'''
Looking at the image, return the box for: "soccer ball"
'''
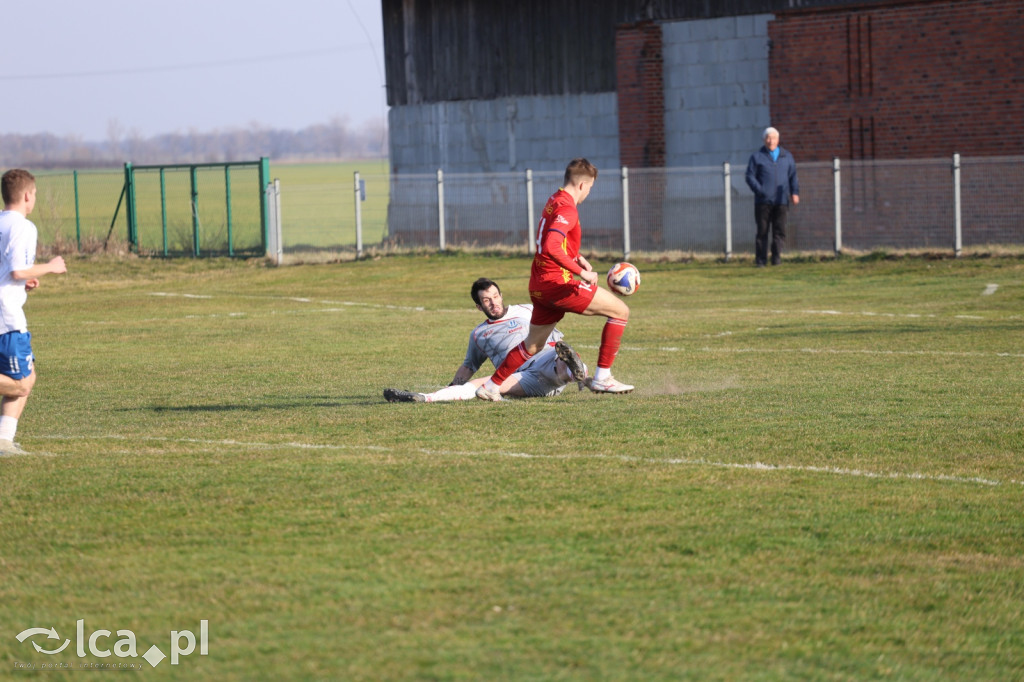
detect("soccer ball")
[606,262,640,296]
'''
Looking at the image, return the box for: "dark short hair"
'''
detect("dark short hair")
[2,169,35,205]
[470,278,500,305]
[563,158,598,187]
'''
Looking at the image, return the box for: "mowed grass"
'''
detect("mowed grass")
[1,254,1022,680]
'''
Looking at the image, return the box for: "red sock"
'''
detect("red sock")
[597,318,628,369]
[490,342,533,385]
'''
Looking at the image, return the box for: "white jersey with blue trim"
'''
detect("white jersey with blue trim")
[0,210,36,334]
[462,303,563,373]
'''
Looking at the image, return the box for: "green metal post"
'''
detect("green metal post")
[225,165,234,257]
[160,169,168,257]
[124,163,137,252]
[258,157,270,253]
[190,166,200,257]
[73,170,81,251]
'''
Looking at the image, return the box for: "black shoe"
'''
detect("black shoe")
[384,388,424,403]
[771,259,780,266]
[554,340,588,384]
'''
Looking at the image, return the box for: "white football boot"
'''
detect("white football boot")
[474,383,503,401]
[586,376,635,394]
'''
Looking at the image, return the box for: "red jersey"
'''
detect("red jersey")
[531,188,583,286]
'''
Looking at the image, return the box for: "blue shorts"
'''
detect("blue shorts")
[0,331,34,379]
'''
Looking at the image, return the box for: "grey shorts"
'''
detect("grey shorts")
[510,347,568,398]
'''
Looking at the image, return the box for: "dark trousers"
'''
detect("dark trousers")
[755,203,788,265]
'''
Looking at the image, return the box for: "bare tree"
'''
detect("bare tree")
[106,119,125,161]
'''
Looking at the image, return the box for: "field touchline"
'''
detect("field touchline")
[32,435,1024,488]
[736,307,1017,320]
[699,347,1024,359]
[571,344,1024,359]
[148,291,475,313]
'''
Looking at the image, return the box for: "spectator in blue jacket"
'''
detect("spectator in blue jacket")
[745,127,800,266]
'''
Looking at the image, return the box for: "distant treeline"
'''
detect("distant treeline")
[1,117,388,168]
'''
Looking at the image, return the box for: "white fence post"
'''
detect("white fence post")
[953,153,962,257]
[621,166,631,261]
[723,162,732,261]
[526,169,536,254]
[353,171,363,259]
[265,179,282,266]
[437,169,446,250]
[833,157,842,256]
[263,182,273,261]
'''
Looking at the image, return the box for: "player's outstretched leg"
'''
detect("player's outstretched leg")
[554,340,588,385]
[476,340,535,401]
[384,388,425,403]
[581,292,634,394]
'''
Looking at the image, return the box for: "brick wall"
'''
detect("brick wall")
[616,21,665,167]
[769,0,1024,161]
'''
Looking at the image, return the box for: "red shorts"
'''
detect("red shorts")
[529,277,598,326]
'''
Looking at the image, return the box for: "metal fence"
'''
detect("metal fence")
[385,155,1024,258]
[31,169,127,250]
[26,154,1024,258]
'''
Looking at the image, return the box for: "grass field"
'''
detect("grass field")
[1,253,1022,680]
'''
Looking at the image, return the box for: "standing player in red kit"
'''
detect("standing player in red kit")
[476,158,633,400]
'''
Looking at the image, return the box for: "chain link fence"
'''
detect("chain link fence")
[32,169,127,250]
[385,155,1024,258]
[26,155,1024,259]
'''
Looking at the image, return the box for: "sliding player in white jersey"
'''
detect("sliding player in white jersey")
[383,278,588,403]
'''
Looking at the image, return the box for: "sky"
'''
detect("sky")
[6,0,388,142]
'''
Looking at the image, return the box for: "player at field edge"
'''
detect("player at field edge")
[476,158,633,401]
[745,126,800,267]
[383,278,588,402]
[0,169,67,456]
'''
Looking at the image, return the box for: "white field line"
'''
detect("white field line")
[101,290,1024,358]
[149,291,439,313]
[699,347,1024,359]
[737,307,1020,321]
[73,293,471,324]
[143,294,1023,323]
[151,294,1019,322]
[138,293,1022,325]
[74,292,1017,359]
[570,344,1024,359]
[740,307,942,318]
[30,434,1024,488]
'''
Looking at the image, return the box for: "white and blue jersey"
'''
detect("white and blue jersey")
[0,210,35,334]
[0,210,36,379]
[462,304,562,373]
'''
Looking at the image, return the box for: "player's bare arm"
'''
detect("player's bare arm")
[12,256,67,281]
[450,365,474,385]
